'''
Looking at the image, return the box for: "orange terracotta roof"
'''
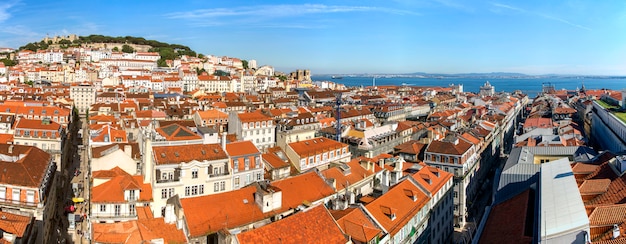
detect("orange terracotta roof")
[152,143,227,165]
[364,179,430,236]
[92,167,152,203]
[262,151,290,169]
[589,204,626,226]
[579,179,611,195]
[0,134,13,144]
[288,137,347,157]
[225,140,260,157]
[237,111,271,123]
[479,189,533,243]
[180,186,269,237]
[272,171,336,212]
[0,145,51,187]
[92,209,186,244]
[410,164,453,195]
[14,118,62,131]
[426,138,473,156]
[331,207,382,243]
[236,204,347,244]
[321,161,374,191]
[195,109,227,119]
[0,210,32,237]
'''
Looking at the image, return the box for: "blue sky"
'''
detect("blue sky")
[1,0,625,75]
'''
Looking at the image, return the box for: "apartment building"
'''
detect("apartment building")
[424,135,479,227]
[285,137,351,173]
[0,145,56,220]
[150,143,230,217]
[225,141,264,190]
[228,111,275,151]
[70,83,97,115]
[13,118,64,164]
[91,167,152,222]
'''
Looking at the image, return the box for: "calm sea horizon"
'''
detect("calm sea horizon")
[311,76,626,98]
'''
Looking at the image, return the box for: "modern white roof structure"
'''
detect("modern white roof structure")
[540,157,589,243]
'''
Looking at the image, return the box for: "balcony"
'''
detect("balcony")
[156,178,180,184]
[0,198,38,209]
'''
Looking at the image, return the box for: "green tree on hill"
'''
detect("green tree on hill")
[122,44,135,53]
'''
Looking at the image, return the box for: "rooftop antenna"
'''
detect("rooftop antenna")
[335,92,342,142]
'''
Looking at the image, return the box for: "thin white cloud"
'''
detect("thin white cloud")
[433,0,474,12]
[490,2,591,31]
[166,4,418,20]
[0,1,18,22]
[538,13,592,31]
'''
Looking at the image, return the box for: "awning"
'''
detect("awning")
[72,197,84,203]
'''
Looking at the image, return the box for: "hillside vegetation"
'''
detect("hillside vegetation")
[18,35,199,66]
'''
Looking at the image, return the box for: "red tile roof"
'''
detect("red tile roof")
[364,179,430,236]
[180,186,269,237]
[331,206,383,243]
[321,160,374,191]
[271,171,336,212]
[426,138,473,156]
[153,143,228,165]
[479,189,533,244]
[14,118,61,131]
[0,145,51,188]
[236,204,347,244]
[225,140,260,157]
[92,167,152,203]
[0,210,32,237]
[288,137,347,157]
[237,111,271,123]
[92,207,186,244]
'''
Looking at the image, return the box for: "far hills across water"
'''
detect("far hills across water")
[321,72,626,80]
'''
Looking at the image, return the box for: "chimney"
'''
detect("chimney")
[124,144,132,157]
[221,133,227,150]
[613,224,620,239]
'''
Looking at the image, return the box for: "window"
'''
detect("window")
[114,204,121,216]
[234,160,239,172]
[330,151,334,158]
[214,182,219,192]
[255,156,261,168]
[256,122,260,127]
[257,173,262,181]
[262,121,266,127]
[454,192,458,198]
[24,131,30,136]
[342,147,347,154]
[200,185,204,194]
[185,186,190,196]
[130,204,136,216]
[244,158,250,170]
[220,181,225,191]
[100,204,106,212]
[192,186,198,195]
[309,157,314,165]
[12,189,19,202]
[246,174,251,184]
[192,168,198,179]
[249,122,254,128]
[168,188,174,198]
[234,176,240,188]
